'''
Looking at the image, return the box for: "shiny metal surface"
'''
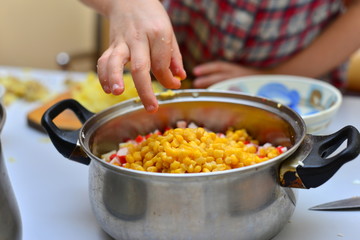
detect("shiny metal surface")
[309,196,360,211]
[89,159,297,240]
[78,90,305,240]
[0,103,22,240]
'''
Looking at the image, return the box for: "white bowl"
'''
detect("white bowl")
[208,75,342,133]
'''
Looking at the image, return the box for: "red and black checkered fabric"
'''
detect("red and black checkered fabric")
[164,0,347,87]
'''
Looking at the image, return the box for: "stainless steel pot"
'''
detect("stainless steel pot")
[0,102,22,240]
[41,90,360,240]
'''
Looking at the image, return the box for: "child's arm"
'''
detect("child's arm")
[269,1,360,79]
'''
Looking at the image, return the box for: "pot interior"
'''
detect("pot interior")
[81,90,305,160]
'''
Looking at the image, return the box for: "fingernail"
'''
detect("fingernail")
[112,83,119,90]
[103,85,111,93]
[112,84,123,94]
[146,104,158,113]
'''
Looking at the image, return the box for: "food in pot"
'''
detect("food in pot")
[101,121,287,173]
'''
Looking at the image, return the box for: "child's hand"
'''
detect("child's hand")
[97,0,186,112]
[192,61,262,88]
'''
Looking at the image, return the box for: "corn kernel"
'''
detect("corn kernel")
[206,156,215,163]
[183,157,192,166]
[171,139,180,148]
[152,141,160,152]
[195,157,205,165]
[170,161,181,170]
[173,168,185,174]
[175,134,184,143]
[164,146,176,157]
[224,156,232,165]
[144,151,155,160]
[133,152,142,162]
[126,154,135,163]
[155,161,163,169]
[245,145,257,153]
[147,166,158,172]
[140,145,150,156]
[230,155,239,165]
[267,149,279,158]
[202,168,210,173]
[132,164,145,171]
[194,165,202,173]
[214,149,224,158]
[143,160,154,169]
[215,158,224,164]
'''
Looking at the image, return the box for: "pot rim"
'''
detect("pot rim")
[79,89,306,179]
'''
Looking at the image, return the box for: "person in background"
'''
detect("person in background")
[80,0,360,112]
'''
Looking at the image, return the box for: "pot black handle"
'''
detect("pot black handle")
[280,125,360,188]
[299,125,360,188]
[41,99,94,165]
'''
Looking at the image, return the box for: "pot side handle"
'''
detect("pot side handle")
[280,125,360,189]
[41,99,94,165]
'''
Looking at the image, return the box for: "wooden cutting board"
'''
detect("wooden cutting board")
[27,92,82,132]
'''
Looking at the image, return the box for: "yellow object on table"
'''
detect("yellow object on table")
[347,49,360,92]
[27,72,164,131]
[71,72,164,113]
[0,75,50,106]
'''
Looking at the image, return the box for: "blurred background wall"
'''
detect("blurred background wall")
[0,0,99,72]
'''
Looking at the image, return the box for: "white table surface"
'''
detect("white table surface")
[2,66,360,240]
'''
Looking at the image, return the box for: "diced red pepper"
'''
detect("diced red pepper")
[135,135,144,143]
[276,146,284,154]
[118,155,127,164]
[109,153,117,160]
[145,133,152,139]
[244,140,250,144]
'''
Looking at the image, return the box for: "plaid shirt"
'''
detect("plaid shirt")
[164,0,347,88]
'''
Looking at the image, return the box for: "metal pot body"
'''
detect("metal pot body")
[41,90,360,240]
[89,159,296,240]
[0,103,22,240]
[82,90,302,240]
